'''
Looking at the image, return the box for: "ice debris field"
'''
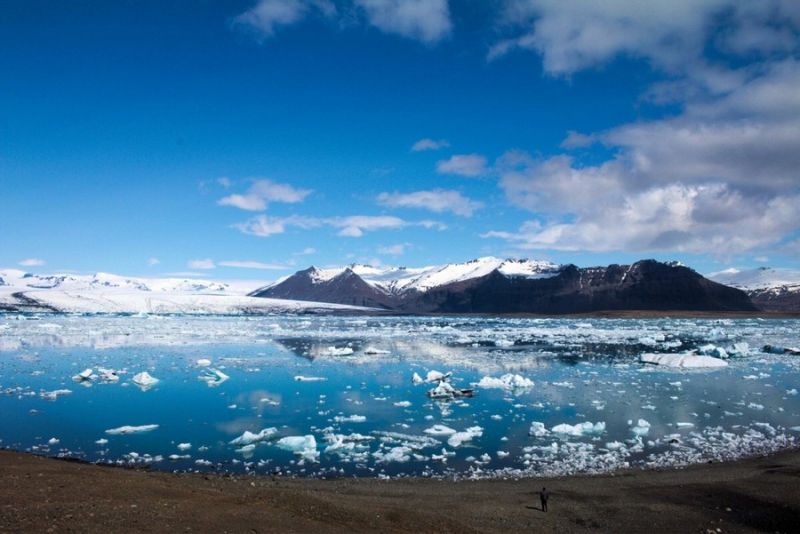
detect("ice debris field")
[1,315,799,480]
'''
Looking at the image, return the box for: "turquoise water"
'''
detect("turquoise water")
[1,315,798,478]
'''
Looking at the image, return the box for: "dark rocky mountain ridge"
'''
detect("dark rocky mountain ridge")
[251,259,757,314]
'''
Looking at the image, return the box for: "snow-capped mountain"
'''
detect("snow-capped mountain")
[0,269,373,315]
[253,258,757,313]
[275,257,562,296]
[708,267,800,312]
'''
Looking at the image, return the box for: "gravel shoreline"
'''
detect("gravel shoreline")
[2,448,799,532]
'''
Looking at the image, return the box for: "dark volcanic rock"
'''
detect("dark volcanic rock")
[253,260,757,314]
[747,286,800,312]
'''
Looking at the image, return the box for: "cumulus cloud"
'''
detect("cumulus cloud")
[147,257,160,266]
[218,179,312,211]
[218,260,286,270]
[18,258,45,267]
[377,189,482,217]
[411,138,449,152]
[436,154,489,177]
[356,0,452,43]
[489,1,800,76]
[328,215,409,237]
[188,259,216,270]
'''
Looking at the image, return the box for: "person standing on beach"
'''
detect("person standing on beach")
[540,487,549,512]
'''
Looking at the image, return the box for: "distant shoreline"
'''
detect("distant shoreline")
[2,447,799,532]
[2,309,800,318]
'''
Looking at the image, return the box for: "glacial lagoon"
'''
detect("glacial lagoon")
[1,315,798,479]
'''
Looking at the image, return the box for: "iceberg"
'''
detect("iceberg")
[447,426,483,448]
[229,428,278,446]
[333,414,367,423]
[294,375,327,382]
[276,435,319,462]
[529,421,549,437]
[105,424,159,435]
[640,352,728,368]
[551,421,606,437]
[423,424,456,437]
[475,373,534,390]
[72,368,94,381]
[631,419,651,436]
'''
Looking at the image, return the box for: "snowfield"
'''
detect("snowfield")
[0,269,375,314]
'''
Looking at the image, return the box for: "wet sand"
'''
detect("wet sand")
[2,449,799,533]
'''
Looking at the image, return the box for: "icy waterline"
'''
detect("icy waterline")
[1,315,799,479]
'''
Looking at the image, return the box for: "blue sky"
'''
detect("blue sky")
[2,0,799,279]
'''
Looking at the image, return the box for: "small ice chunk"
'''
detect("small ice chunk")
[48,437,60,446]
[198,368,229,387]
[177,443,192,451]
[411,372,423,385]
[294,375,327,382]
[41,389,72,401]
[105,424,159,435]
[95,438,109,446]
[73,368,94,381]
[97,368,120,382]
[496,450,510,458]
[393,401,412,408]
[196,358,212,367]
[132,371,159,388]
[364,347,390,355]
[676,422,694,428]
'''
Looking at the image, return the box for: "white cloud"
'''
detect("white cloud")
[295,247,317,255]
[218,179,312,211]
[217,177,232,188]
[234,0,449,44]
[218,260,286,270]
[378,243,407,255]
[233,214,321,237]
[18,258,45,267]
[188,259,216,270]
[232,0,334,39]
[328,215,408,237]
[436,154,489,177]
[233,213,444,238]
[356,0,452,44]
[147,257,160,266]
[411,138,449,151]
[377,189,482,217]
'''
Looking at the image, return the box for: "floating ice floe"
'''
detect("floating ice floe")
[276,435,319,462]
[333,414,367,423]
[551,421,606,437]
[97,368,120,382]
[177,442,192,451]
[696,344,729,359]
[447,426,483,447]
[364,347,390,355]
[475,374,534,390]
[198,368,229,387]
[72,368,94,382]
[105,424,159,435]
[424,424,457,437]
[196,358,212,367]
[762,345,800,355]
[95,438,108,445]
[132,371,159,389]
[640,352,728,368]
[40,389,72,401]
[413,370,451,384]
[326,346,354,356]
[373,446,412,463]
[294,375,327,382]
[48,437,60,445]
[631,419,651,436]
[529,421,549,437]
[229,428,278,446]
[393,400,412,408]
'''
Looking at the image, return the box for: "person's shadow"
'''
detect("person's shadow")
[525,505,546,512]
